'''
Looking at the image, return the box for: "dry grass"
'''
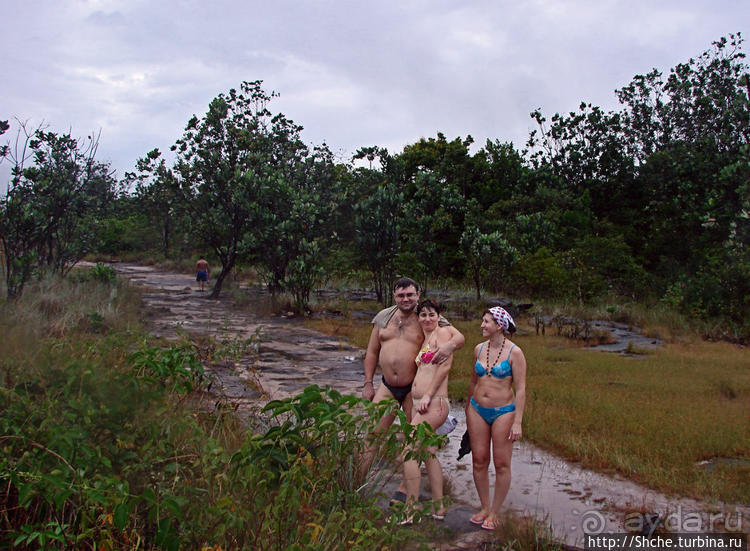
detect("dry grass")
[0,271,142,387]
[519,332,750,502]
[304,317,373,349]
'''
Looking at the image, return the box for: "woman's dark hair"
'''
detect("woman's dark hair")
[483,309,516,334]
[417,299,443,315]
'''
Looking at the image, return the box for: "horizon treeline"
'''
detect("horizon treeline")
[2,34,749,339]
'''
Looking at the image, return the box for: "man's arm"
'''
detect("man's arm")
[362,325,381,401]
[431,324,464,365]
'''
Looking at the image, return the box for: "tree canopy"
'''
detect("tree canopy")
[3,35,749,336]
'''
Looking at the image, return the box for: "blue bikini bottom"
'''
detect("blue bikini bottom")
[470,397,515,425]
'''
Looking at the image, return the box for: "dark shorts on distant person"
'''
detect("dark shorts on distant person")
[196,270,208,282]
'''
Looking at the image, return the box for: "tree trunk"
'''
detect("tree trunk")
[473,265,482,300]
[209,253,235,299]
[162,218,170,258]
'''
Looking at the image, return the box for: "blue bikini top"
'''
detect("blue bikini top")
[474,343,515,378]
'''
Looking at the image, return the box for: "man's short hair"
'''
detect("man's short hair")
[393,277,419,292]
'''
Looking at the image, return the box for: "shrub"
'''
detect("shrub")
[90,263,117,285]
[1,315,440,550]
[512,247,570,299]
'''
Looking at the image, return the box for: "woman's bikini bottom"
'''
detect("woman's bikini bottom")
[470,397,515,425]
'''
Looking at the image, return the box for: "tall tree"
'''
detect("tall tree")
[353,182,403,305]
[616,33,750,161]
[526,34,750,302]
[125,148,180,257]
[460,226,519,299]
[252,144,333,296]
[171,80,306,298]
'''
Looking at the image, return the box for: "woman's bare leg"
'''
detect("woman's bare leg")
[482,410,515,530]
[466,402,492,523]
[403,397,448,516]
[359,384,398,480]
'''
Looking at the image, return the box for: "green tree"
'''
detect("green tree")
[253,145,338,298]
[125,148,181,257]
[353,183,403,305]
[473,139,527,201]
[400,171,474,283]
[563,235,649,304]
[616,34,750,161]
[1,122,116,298]
[171,81,303,298]
[512,247,569,300]
[525,34,749,319]
[283,238,325,313]
[460,226,519,299]
[397,134,481,280]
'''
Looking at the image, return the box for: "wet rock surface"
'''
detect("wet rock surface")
[110,262,747,549]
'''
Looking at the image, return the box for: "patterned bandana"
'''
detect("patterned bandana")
[489,306,514,332]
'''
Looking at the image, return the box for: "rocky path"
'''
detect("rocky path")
[112,263,747,549]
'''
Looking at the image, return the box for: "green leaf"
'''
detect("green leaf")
[113,502,129,530]
[18,482,35,507]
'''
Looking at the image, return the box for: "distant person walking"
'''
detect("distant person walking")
[195,258,209,292]
[465,307,527,531]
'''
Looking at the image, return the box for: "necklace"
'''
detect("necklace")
[485,336,506,368]
[395,313,406,334]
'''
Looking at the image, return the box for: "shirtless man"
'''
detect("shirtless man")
[361,277,464,484]
[195,258,209,291]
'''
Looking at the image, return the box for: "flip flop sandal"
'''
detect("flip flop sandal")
[481,518,499,531]
[469,513,486,525]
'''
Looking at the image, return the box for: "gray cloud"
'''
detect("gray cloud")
[2,0,747,179]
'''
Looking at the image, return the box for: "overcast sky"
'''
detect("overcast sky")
[2,1,748,180]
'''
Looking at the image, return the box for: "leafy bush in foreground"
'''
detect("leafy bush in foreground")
[0,320,440,550]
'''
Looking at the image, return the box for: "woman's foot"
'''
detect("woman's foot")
[395,502,419,526]
[481,513,500,531]
[469,511,488,525]
[431,499,446,520]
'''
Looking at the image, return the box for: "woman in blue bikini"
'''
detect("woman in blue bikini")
[465,306,527,530]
